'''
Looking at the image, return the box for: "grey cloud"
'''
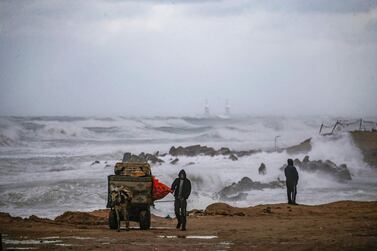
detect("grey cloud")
[0,0,376,116]
[273,0,377,14]
[105,0,377,14]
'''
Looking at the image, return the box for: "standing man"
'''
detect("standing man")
[171,169,191,231]
[284,159,299,205]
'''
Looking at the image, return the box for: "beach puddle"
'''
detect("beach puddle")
[216,241,234,250]
[55,243,83,247]
[158,235,218,239]
[40,236,95,240]
[40,236,60,240]
[62,236,95,240]
[151,226,175,229]
[186,235,218,239]
[3,236,91,249]
[3,239,62,245]
[5,248,37,250]
[158,235,178,239]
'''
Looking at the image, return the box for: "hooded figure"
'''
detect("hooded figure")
[284,159,299,205]
[171,169,191,231]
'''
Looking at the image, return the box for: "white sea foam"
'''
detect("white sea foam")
[0,115,376,218]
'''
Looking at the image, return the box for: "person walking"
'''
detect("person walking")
[284,159,299,205]
[171,169,191,231]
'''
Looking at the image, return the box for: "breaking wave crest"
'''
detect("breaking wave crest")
[1,115,377,218]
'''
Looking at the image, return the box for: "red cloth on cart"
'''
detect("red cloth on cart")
[152,176,172,201]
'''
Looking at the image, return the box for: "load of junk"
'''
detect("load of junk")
[113,153,172,202]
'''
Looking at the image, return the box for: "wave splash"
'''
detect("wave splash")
[0,115,376,218]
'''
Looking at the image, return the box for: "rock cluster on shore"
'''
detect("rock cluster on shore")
[122,152,164,164]
[281,156,352,182]
[116,144,262,166]
[218,177,285,201]
[258,163,267,175]
[169,145,260,158]
[114,139,315,166]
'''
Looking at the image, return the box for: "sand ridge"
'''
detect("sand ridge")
[1,201,377,250]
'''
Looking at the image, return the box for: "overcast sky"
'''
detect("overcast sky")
[0,0,376,117]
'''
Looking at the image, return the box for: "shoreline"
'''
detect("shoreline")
[2,200,377,250]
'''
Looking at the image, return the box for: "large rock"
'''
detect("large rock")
[139,152,164,164]
[229,154,238,161]
[169,144,261,158]
[258,163,267,175]
[218,177,285,201]
[281,156,352,182]
[122,152,164,164]
[170,158,179,165]
[169,145,217,156]
[235,149,261,157]
[205,203,246,216]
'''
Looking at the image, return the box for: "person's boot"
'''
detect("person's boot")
[176,222,181,229]
[181,224,186,231]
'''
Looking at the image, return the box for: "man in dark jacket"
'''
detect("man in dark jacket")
[171,169,191,231]
[284,159,299,205]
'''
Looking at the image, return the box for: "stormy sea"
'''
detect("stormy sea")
[1,115,377,219]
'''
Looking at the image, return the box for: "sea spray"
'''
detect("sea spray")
[0,115,376,218]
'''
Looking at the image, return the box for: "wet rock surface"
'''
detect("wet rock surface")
[170,158,179,165]
[258,163,266,175]
[169,144,261,158]
[282,156,352,182]
[90,160,100,166]
[228,154,238,161]
[117,140,314,167]
[169,145,218,157]
[122,152,164,164]
[218,177,285,201]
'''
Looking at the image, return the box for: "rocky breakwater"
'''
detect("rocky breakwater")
[281,156,352,182]
[122,152,164,164]
[217,177,285,201]
[169,144,260,159]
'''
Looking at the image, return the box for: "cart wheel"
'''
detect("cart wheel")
[139,210,151,230]
[109,209,117,230]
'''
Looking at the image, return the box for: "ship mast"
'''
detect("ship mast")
[225,99,230,116]
[204,99,210,116]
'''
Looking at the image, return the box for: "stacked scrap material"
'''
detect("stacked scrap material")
[112,162,171,201]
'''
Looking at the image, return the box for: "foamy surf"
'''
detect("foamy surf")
[0,115,376,219]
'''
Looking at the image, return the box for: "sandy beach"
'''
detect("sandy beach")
[1,200,377,250]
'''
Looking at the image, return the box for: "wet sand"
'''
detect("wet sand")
[1,201,377,250]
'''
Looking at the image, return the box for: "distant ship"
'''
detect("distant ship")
[202,100,231,119]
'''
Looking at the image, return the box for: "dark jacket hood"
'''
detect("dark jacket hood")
[178,169,186,179]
